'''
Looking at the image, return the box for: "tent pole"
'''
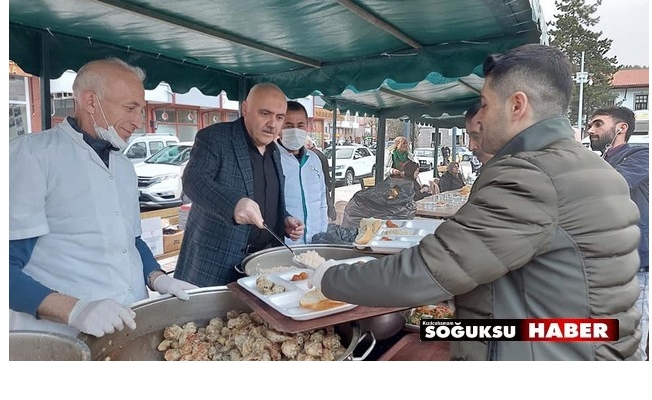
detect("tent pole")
[433,127,440,179]
[376,112,387,182]
[330,101,338,201]
[39,31,52,130]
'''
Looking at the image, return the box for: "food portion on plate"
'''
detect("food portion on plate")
[299,289,347,311]
[353,219,434,254]
[293,250,326,268]
[354,217,383,245]
[385,219,400,228]
[290,271,308,281]
[458,185,472,196]
[405,303,454,327]
[255,275,286,295]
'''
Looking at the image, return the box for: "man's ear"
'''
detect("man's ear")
[510,91,528,120]
[241,100,248,117]
[617,122,628,135]
[78,91,97,115]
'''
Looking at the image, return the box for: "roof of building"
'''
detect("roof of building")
[612,69,650,88]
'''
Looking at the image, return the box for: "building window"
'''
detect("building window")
[9,75,31,138]
[155,109,177,123]
[52,97,75,120]
[635,94,648,111]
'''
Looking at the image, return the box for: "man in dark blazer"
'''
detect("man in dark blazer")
[174,83,304,286]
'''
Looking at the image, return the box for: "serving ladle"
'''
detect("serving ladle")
[262,223,310,269]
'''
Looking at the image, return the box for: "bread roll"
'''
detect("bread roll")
[354,217,382,245]
[299,289,346,311]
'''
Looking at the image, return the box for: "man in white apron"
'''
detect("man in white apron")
[9,58,197,338]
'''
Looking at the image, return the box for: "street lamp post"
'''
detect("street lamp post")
[575,51,589,133]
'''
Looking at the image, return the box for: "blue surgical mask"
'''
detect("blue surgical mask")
[91,98,128,151]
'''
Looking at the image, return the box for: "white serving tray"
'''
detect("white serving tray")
[354,219,443,253]
[381,219,445,232]
[236,256,376,321]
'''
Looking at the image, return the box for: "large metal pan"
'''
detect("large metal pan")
[236,244,381,276]
[78,287,375,361]
[10,330,92,361]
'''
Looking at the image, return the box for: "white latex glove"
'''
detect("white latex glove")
[308,259,339,291]
[68,298,137,338]
[152,274,198,301]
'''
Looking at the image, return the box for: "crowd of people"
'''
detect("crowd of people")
[8,43,648,360]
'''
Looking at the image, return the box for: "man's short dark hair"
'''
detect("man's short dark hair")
[287,100,308,120]
[465,101,481,121]
[483,44,573,120]
[591,106,636,141]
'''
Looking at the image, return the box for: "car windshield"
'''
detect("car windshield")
[323,147,354,159]
[145,145,192,165]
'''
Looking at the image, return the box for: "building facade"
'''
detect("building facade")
[8,65,321,144]
[612,68,649,132]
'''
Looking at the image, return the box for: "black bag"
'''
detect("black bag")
[341,177,417,228]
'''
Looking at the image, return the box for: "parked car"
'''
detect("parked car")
[323,145,376,186]
[123,133,180,164]
[134,142,193,208]
[413,147,443,171]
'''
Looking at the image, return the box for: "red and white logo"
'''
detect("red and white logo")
[420,318,619,342]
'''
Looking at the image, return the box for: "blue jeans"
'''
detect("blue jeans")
[636,271,649,360]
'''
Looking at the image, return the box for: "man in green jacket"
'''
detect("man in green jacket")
[311,44,642,360]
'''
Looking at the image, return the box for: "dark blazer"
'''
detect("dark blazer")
[174,118,288,286]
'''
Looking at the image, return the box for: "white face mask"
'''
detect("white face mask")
[91,99,128,151]
[281,128,308,151]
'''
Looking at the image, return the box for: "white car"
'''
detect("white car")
[135,142,193,208]
[450,145,473,162]
[123,133,180,164]
[323,145,376,186]
[413,147,443,171]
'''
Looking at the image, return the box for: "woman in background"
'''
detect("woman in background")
[439,161,466,192]
[384,136,416,178]
[401,160,431,201]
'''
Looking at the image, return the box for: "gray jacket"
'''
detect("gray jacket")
[321,117,642,360]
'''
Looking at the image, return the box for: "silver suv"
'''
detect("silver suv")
[135,142,193,208]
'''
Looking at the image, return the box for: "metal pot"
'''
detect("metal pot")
[237,244,381,276]
[10,330,92,361]
[78,287,375,361]
[357,312,407,341]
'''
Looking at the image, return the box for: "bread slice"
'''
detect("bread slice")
[354,217,382,245]
[299,289,346,311]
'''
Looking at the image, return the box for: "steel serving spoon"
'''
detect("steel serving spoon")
[262,223,310,269]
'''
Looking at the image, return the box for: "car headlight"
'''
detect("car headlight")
[151,173,179,184]
[335,165,345,170]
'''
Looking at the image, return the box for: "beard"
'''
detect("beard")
[590,126,617,153]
